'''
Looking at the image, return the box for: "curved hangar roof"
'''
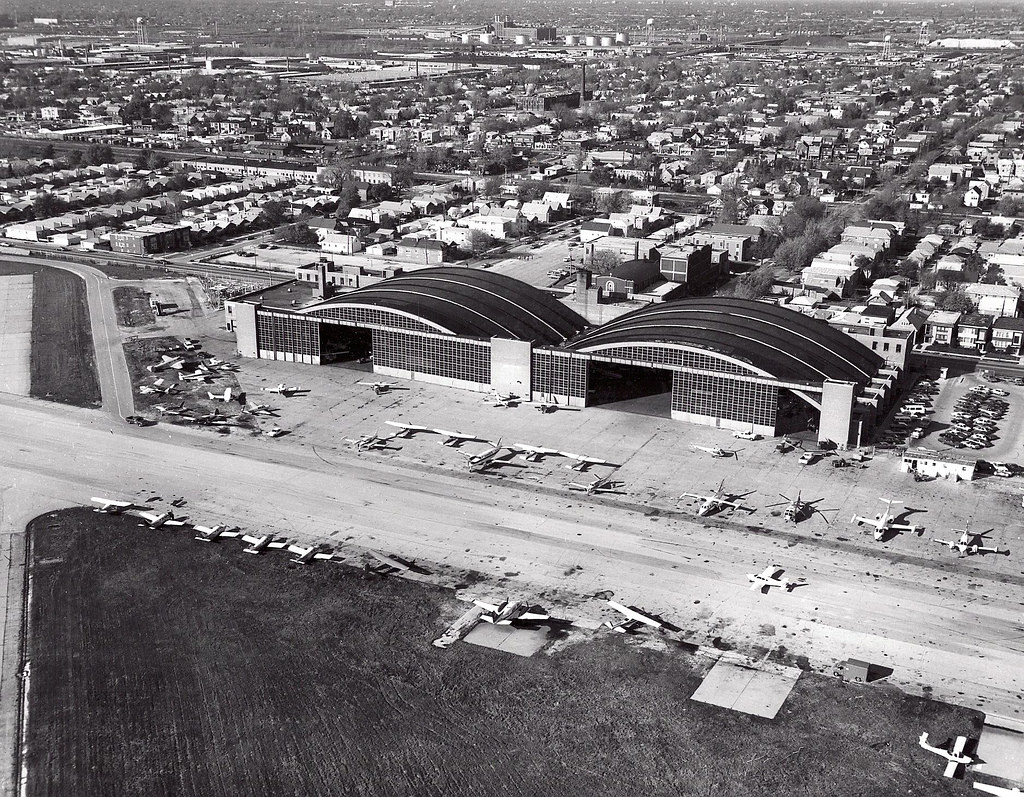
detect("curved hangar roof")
[307,267,587,346]
[564,298,884,384]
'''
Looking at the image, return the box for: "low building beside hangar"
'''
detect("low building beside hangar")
[225,268,895,446]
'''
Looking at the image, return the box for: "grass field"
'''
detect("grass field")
[0,260,100,407]
[25,508,981,797]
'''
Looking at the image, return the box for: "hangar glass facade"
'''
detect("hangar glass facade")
[257,312,321,362]
[531,350,588,399]
[673,372,779,428]
[372,329,491,384]
[309,304,439,333]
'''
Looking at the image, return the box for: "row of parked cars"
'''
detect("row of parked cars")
[877,378,940,447]
[938,385,1009,450]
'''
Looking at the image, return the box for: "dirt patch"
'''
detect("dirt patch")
[112,286,156,328]
[25,508,982,797]
[28,267,100,407]
[86,261,177,281]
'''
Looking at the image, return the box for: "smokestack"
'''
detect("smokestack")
[580,63,586,107]
[317,261,334,300]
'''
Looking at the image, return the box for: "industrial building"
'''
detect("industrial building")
[109,222,190,255]
[226,268,894,445]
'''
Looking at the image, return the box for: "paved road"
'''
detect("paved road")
[0,255,134,419]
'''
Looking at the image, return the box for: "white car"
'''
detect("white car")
[732,430,761,440]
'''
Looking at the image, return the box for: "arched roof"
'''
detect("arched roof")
[564,298,884,384]
[304,267,588,345]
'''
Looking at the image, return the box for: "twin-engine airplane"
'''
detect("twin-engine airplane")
[136,510,187,529]
[933,524,1003,557]
[262,383,305,396]
[852,498,923,540]
[747,565,801,593]
[680,479,752,517]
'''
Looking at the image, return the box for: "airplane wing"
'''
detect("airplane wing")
[473,600,500,612]
[240,534,263,545]
[974,783,1024,795]
[162,519,186,527]
[135,511,160,523]
[287,545,311,556]
[313,552,337,561]
[951,736,967,757]
[266,541,288,549]
[680,492,707,501]
[758,566,780,580]
[851,514,881,528]
[606,600,661,629]
[944,759,959,778]
[91,497,131,509]
[518,610,550,621]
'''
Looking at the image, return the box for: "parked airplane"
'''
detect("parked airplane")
[692,444,736,458]
[207,388,233,403]
[384,421,433,438]
[568,475,624,495]
[918,732,972,778]
[357,380,400,395]
[603,600,663,633]
[147,355,184,372]
[486,392,520,407]
[90,497,134,514]
[153,401,189,416]
[244,401,277,416]
[460,439,505,468]
[433,429,479,447]
[287,544,338,564]
[139,379,177,395]
[975,783,1023,795]
[680,479,752,517]
[473,598,550,625]
[205,358,237,371]
[344,431,398,451]
[933,524,1003,557]
[748,565,800,593]
[262,383,304,396]
[178,370,213,383]
[193,525,241,542]
[852,498,923,540]
[534,400,580,413]
[135,510,187,529]
[365,550,427,575]
[240,534,289,555]
[510,443,562,462]
[559,451,612,472]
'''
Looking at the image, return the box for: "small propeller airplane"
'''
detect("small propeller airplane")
[147,355,185,373]
[287,544,339,564]
[244,401,277,416]
[692,444,737,459]
[852,498,923,540]
[747,565,801,593]
[193,524,240,542]
[357,380,401,395]
[90,497,134,514]
[510,443,562,462]
[534,399,580,413]
[153,401,189,416]
[485,392,520,408]
[365,550,428,575]
[559,451,613,472]
[460,439,505,468]
[568,475,624,495]
[135,510,187,529]
[932,523,1003,557]
[603,600,664,633]
[433,429,480,448]
[384,421,433,438]
[207,388,233,403]
[262,383,305,396]
[240,534,289,555]
[766,492,830,524]
[680,479,753,517]
[918,732,972,778]
[139,378,177,395]
[473,598,550,625]
[344,431,398,451]
[178,369,213,383]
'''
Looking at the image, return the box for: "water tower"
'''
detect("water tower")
[881,34,892,59]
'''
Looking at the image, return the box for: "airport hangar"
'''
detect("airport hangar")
[225,267,896,446]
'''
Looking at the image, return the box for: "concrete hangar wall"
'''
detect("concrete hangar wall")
[226,268,893,446]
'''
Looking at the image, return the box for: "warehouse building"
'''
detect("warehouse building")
[226,268,893,445]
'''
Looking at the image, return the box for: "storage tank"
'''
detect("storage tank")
[515,34,528,45]
[615,32,629,45]
[584,35,597,47]
[600,36,614,47]
[479,33,493,44]
[565,35,578,46]
[461,33,471,44]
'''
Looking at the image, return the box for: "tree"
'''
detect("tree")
[391,163,415,188]
[595,190,627,215]
[997,195,1024,216]
[732,266,775,299]
[259,200,287,228]
[589,250,621,276]
[316,165,348,190]
[590,163,613,186]
[716,188,741,224]
[467,230,497,255]
[279,223,318,246]
[937,287,975,314]
[32,193,67,219]
[334,182,360,218]
[84,144,114,167]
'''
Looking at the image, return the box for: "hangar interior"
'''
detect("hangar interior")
[225,267,898,447]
